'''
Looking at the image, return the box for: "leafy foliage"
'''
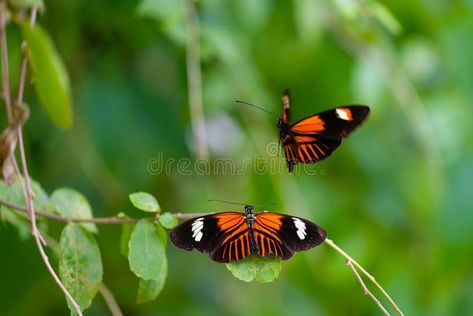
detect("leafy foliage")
[59,224,103,314]
[226,256,282,283]
[158,212,178,229]
[129,192,161,213]
[128,219,167,302]
[50,188,97,233]
[21,23,72,129]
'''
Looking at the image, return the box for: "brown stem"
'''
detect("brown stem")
[1,6,84,315]
[0,3,12,123]
[98,284,124,316]
[346,259,390,316]
[324,238,404,316]
[0,198,208,224]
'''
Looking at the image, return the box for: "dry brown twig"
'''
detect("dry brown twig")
[324,238,404,316]
[0,5,83,315]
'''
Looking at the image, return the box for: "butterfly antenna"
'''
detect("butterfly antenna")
[236,100,279,118]
[208,199,247,206]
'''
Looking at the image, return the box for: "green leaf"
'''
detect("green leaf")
[120,222,133,257]
[21,23,73,129]
[0,177,49,210]
[128,219,167,280]
[129,192,160,213]
[226,256,282,283]
[136,274,166,303]
[59,224,103,313]
[158,212,177,229]
[156,222,168,245]
[50,188,97,233]
[0,177,49,238]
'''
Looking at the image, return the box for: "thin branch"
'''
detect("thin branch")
[185,0,208,158]
[0,3,12,124]
[99,283,124,316]
[324,238,404,316]
[0,198,208,224]
[346,259,390,316]
[0,6,84,315]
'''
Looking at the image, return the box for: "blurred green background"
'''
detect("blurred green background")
[1,0,473,315]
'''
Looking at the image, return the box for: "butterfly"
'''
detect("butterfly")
[170,205,326,263]
[278,90,370,172]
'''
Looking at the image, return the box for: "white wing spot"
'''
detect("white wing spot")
[293,217,307,240]
[191,218,204,242]
[336,108,350,121]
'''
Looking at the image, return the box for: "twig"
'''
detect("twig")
[0,198,208,224]
[346,259,390,316]
[185,0,208,158]
[0,3,12,124]
[99,283,124,316]
[0,6,84,315]
[324,238,404,316]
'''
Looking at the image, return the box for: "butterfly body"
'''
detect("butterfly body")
[279,90,370,172]
[170,205,327,263]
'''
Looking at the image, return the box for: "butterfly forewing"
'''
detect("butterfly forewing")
[290,105,370,139]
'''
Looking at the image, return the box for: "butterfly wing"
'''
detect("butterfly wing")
[253,212,327,260]
[170,212,252,263]
[282,105,369,172]
[290,105,370,139]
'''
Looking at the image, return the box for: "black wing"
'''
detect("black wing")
[253,212,327,260]
[170,212,252,263]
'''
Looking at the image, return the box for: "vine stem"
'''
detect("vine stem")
[99,284,124,316]
[185,0,208,158]
[324,238,404,316]
[0,198,208,224]
[0,6,83,315]
[1,197,405,315]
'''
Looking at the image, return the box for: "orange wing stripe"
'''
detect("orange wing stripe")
[291,115,325,134]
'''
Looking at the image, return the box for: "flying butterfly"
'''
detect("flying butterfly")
[277,90,370,172]
[170,205,327,263]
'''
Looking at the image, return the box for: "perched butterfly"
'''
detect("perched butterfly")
[278,90,370,172]
[170,205,327,263]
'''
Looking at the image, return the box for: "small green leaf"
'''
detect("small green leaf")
[129,192,160,213]
[59,224,103,313]
[136,274,166,303]
[128,219,167,280]
[158,212,177,229]
[156,222,168,245]
[21,23,73,129]
[0,177,49,238]
[120,222,133,257]
[50,188,97,233]
[0,177,49,210]
[226,256,282,283]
